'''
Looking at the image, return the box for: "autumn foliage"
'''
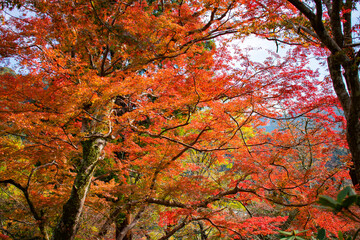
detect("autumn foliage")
[0,0,358,239]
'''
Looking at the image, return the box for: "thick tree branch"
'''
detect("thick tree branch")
[146,198,188,208]
[343,0,353,46]
[286,0,316,22]
[314,0,323,25]
[287,0,342,53]
[158,217,189,240]
[330,0,344,47]
[327,55,350,115]
[117,206,146,240]
[0,179,44,235]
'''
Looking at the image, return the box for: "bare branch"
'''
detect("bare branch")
[117,206,146,240]
[27,160,58,189]
[158,216,189,240]
[287,0,342,53]
[146,198,188,208]
[0,179,41,221]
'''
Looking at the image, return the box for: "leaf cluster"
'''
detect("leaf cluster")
[318,186,359,215]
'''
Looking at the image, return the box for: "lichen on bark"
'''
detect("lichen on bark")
[52,138,106,240]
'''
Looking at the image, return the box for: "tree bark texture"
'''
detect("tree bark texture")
[52,138,106,240]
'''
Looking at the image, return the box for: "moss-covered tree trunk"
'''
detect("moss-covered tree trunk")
[52,138,106,240]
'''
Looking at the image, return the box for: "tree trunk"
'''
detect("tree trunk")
[328,55,360,188]
[345,99,360,188]
[52,138,106,240]
[286,0,360,188]
[116,212,132,240]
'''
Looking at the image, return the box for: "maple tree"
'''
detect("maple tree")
[0,0,358,239]
[239,0,360,188]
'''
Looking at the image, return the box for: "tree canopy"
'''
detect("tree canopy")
[0,0,358,239]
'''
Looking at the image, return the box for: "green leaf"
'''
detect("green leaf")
[337,186,354,202]
[294,230,308,234]
[317,228,326,240]
[342,195,357,208]
[338,230,344,240]
[338,188,349,202]
[318,195,339,209]
[278,230,294,236]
